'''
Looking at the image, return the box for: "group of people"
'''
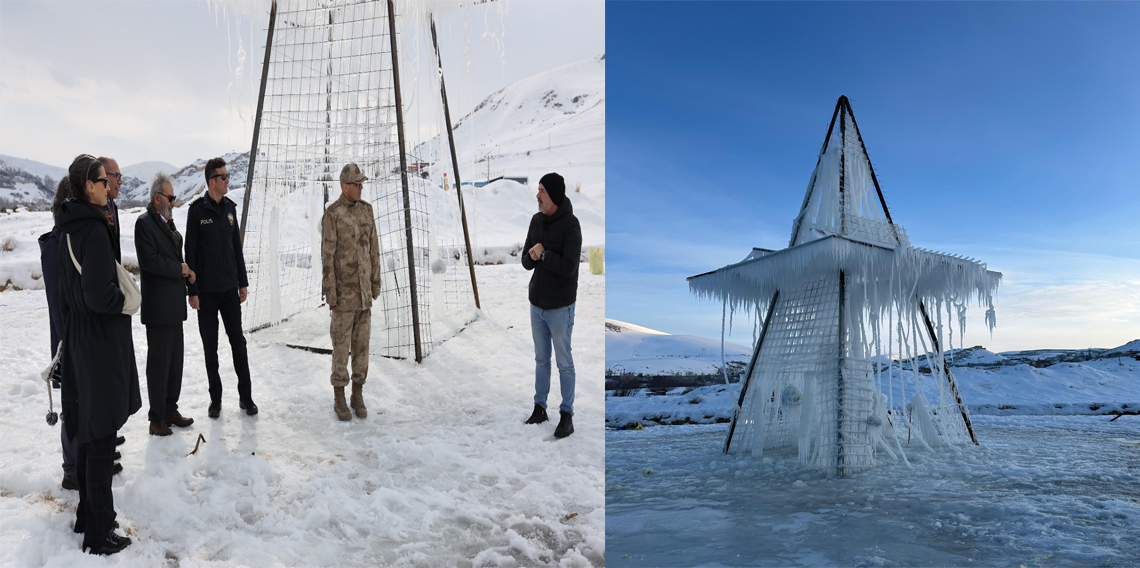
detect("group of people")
[38,154,582,556]
[39,155,256,555]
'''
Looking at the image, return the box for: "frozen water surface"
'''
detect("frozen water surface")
[606,416,1140,567]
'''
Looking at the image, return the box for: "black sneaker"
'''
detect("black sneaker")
[83,530,131,555]
[112,463,123,476]
[239,400,258,416]
[115,435,125,446]
[208,400,221,419]
[62,474,78,491]
[524,404,548,425]
[554,411,574,438]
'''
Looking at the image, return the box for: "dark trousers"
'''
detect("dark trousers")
[76,432,117,547]
[146,324,184,422]
[197,289,252,404]
[61,425,77,477]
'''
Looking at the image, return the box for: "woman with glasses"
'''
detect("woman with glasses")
[55,153,140,555]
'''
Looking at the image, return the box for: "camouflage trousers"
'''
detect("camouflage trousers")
[330,308,371,387]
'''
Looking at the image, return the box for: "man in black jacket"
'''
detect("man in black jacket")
[185,157,256,418]
[521,172,581,438]
[137,173,197,435]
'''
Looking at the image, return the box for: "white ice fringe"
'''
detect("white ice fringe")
[690,234,1001,333]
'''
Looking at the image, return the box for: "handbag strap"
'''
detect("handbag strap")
[66,233,81,275]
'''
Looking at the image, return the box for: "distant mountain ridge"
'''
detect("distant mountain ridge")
[0,153,248,210]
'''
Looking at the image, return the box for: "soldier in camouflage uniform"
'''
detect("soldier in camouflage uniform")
[321,163,382,421]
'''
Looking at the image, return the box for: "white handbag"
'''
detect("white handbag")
[67,233,141,316]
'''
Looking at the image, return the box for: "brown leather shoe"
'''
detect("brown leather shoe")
[165,410,194,428]
[149,420,172,436]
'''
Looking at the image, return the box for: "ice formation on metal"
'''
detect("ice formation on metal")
[689,96,1001,476]
[236,0,479,362]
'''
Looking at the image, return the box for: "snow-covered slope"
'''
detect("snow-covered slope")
[419,55,605,248]
[121,161,179,184]
[606,319,750,377]
[0,155,67,209]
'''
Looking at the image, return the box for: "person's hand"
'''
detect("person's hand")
[189,296,200,310]
[373,294,379,300]
[529,243,545,261]
[329,302,337,309]
[181,263,191,277]
[187,270,196,284]
[239,287,248,303]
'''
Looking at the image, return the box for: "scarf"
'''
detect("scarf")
[147,201,183,260]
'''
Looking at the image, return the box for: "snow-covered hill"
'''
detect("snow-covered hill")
[2,55,603,255]
[605,318,750,377]
[604,323,1140,427]
[417,54,605,248]
[0,153,247,210]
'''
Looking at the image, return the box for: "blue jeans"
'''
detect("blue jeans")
[531,302,575,415]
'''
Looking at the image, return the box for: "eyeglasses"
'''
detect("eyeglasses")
[159,193,176,202]
[107,173,123,181]
[93,178,109,187]
[210,174,231,181]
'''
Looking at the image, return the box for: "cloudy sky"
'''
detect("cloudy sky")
[0,0,604,169]
[607,1,1139,352]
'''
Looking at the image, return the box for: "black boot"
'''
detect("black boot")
[524,404,548,425]
[208,400,221,419]
[83,530,131,555]
[554,411,574,438]
[240,399,258,416]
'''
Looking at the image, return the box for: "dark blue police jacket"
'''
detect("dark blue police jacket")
[184,193,248,296]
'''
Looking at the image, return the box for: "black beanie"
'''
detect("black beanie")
[539,172,566,206]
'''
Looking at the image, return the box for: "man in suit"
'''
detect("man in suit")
[136,173,196,435]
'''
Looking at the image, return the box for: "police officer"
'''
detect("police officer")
[185,157,257,419]
[321,163,382,421]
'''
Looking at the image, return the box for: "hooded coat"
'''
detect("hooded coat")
[522,197,582,310]
[55,200,141,444]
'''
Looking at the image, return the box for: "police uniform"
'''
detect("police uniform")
[184,193,253,410]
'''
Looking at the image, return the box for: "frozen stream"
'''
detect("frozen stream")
[606,416,1140,567]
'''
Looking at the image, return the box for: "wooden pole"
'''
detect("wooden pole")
[430,16,481,309]
[387,0,423,362]
[239,1,277,242]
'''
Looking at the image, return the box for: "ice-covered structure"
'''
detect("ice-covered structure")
[235,0,482,362]
[689,96,1001,476]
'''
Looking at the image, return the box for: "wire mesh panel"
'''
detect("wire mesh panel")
[240,0,476,360]
[729,276,841,469]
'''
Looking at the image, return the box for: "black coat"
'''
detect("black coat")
[55,200,142,444]
[107,197,122,263]
[38,226,63,358]
[185,194,248,296]
[522,197,582,310]
[135,207,188,326]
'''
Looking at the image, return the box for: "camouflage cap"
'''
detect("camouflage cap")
[340,163,368,184]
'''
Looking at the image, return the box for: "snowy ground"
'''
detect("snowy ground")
[0,263,604,566]
[606,352,1140,427]
[606,417,1140,567]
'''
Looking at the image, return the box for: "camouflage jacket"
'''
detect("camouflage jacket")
[321,195,382,311]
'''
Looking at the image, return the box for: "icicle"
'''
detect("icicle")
[721,298,731,387]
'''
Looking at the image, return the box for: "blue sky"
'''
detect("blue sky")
[606,1,1140,352]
